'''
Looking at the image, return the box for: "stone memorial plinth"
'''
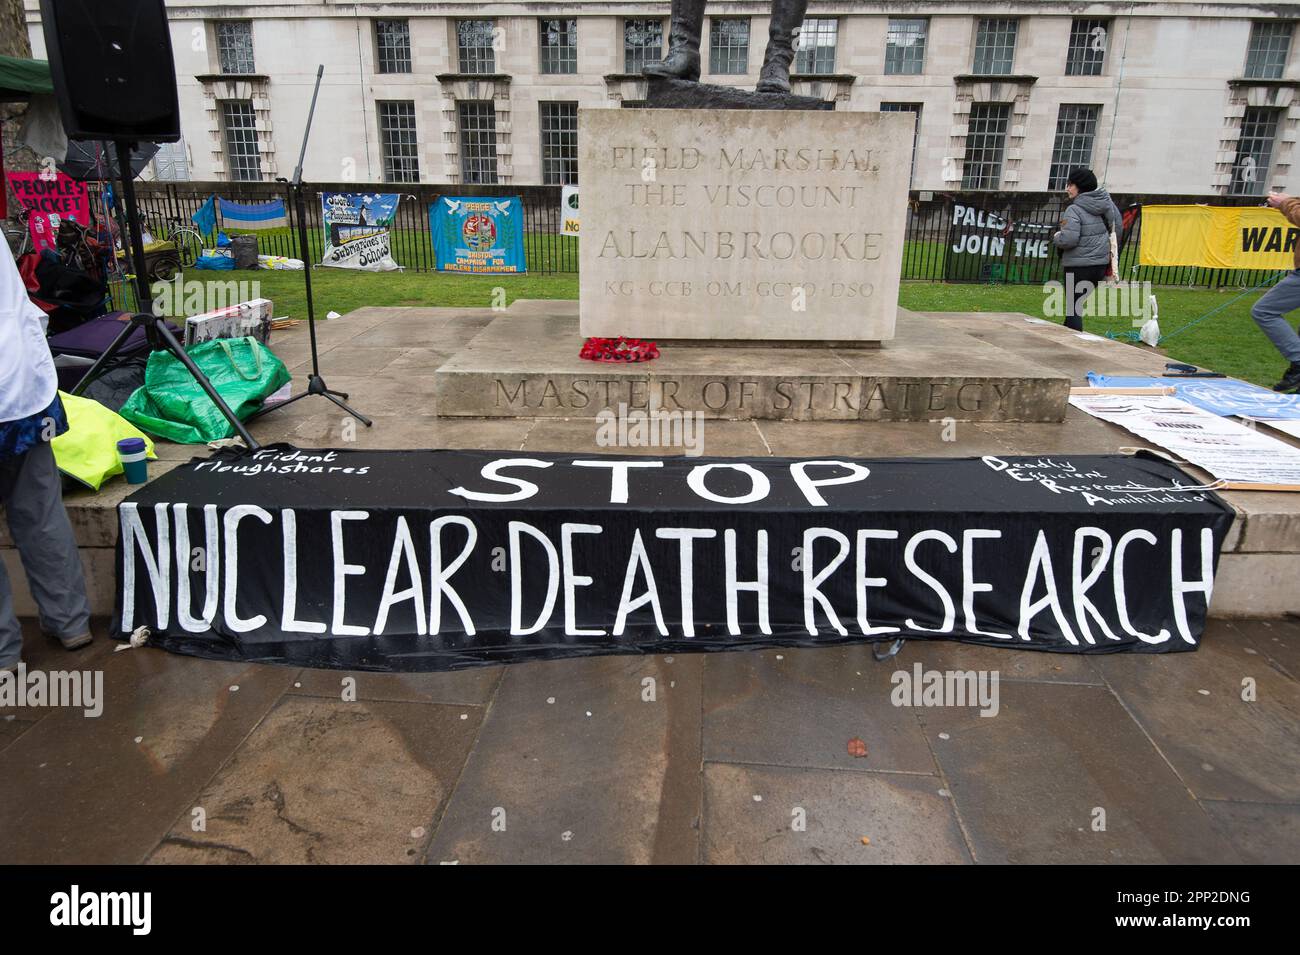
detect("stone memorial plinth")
[578,108,913,344]
[644,76,832,111]
[434,303,1071,423]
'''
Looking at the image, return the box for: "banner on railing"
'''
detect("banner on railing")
[219,197,287,231]
[1139,205,1296,270]
[320,192,401,271]
[561,185,579,237]
[944,199,1055,284]
[432,196,527,273]
[7,171,90,253]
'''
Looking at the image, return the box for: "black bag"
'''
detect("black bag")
[79,355,148,412]
[35,250,105,312]
[228,234,259,270]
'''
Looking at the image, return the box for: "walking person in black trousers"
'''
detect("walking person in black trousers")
[1250,191,1300,393]
[1052,168,1122,331]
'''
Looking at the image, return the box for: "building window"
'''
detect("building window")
[973,18,1018,75]
[710,19,750,75]
[378,101,419,183]
[624,19,664,73]
[795,18,837,75]
[1232,107,1282,195]
[1048,105,1100,190]
[1066,19,1108,76]
[457,19,496,74]
[1244,21,1293,80]
[879,103,921,186]
[539,19,578,74]
[885,18,928,75]
[540,102,578,185]
[215,21,255,75]
[221,101,261,181]
[152,139,190,182]
[962,103,1010,189]
[458,100,498,184]
[375,20,412,74]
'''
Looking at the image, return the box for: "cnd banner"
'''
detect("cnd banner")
[431,196,527,273]
[320,192,401,271]
[560,185,579,237]
[115,447,1234,671]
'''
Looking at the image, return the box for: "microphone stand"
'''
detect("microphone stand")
[248,65,372,427]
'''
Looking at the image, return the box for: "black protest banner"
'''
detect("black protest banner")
[115,446,1234,670]
[944,198,1056,284]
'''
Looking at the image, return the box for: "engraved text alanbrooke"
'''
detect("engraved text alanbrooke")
[597,230,884,261]
[600,146,884,262]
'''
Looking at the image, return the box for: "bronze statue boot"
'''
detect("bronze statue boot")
[756,0,809,93]
[755,48,794,93]
[643,0,705,82]
[643,46,701,82]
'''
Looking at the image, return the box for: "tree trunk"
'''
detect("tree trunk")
[2,0,39,236]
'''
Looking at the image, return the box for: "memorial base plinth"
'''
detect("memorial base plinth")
[433,304,1071,423]
[644,76,833,111]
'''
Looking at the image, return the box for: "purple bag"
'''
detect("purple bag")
[48,313,181,391]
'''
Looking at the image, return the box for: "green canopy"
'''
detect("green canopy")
[0,55,53,102]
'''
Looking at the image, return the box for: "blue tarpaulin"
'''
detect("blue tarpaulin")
[1087,373,1300,419]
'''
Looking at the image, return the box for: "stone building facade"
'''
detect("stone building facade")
[19,1,1300,195]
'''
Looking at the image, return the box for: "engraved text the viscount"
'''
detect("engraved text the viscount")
[599,144,884,262]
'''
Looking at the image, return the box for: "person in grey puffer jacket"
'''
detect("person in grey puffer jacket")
[1052,168,1122,331]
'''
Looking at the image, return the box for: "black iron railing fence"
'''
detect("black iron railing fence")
[124,181,575,274]
[903,190,1287,290]
[124,181,1290,289]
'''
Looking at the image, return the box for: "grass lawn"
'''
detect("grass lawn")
[176,267,1289,389]
[899,282,1284,388]
[158,266,577,317]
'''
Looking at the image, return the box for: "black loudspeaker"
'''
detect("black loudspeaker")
[39,0,181,142]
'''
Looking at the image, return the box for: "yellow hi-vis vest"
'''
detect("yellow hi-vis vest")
[51,392,157,491]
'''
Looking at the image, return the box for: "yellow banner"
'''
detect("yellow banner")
[1139,204,1297,269]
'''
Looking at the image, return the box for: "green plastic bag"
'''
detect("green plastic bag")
[119,336,290,444]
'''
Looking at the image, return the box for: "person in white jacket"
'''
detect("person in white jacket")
[0,237,92,671]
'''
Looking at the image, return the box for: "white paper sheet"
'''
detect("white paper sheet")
[1069,394,1300,485]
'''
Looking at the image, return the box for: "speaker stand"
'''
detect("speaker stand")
[72,140,260,452]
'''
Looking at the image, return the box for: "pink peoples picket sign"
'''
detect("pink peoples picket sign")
[6,171,90,253]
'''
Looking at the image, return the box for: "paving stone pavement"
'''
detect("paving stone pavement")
[4,305,1297,864]
[1,616,1295,864]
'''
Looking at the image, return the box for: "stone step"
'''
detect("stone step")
[433,308,1072,422]
[6,304,1298,622]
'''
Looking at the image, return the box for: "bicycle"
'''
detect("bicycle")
[7,208,96,273]
[55,216,102,277]
[143,213,204,269]
[4,207,35,258]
